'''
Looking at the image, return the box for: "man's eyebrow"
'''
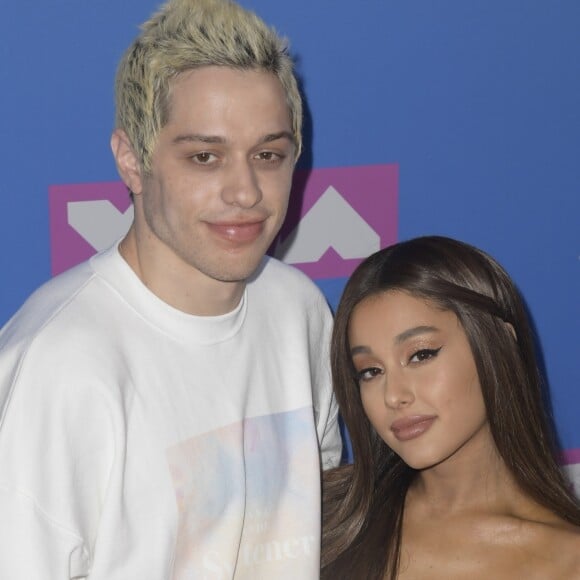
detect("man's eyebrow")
[171,131,295,146]
[172,134,226,145]
[260,131,295,145]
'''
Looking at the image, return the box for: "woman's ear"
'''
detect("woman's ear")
[505,322,517,341]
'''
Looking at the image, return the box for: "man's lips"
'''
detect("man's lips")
[390,415,436,442]
[206,220,265,243]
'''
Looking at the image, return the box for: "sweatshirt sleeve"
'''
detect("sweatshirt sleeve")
[310,293,343,470]
[0,339,116,579]
[0,488,91,579]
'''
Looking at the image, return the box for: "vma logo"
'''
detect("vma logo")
[49,164,398,280]
[49,181,134,276]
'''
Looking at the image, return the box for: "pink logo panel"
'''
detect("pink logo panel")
[48,164,398,280]
[274,164,398,279]
[49,182,132,275]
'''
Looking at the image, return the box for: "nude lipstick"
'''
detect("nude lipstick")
[390,415,436,442]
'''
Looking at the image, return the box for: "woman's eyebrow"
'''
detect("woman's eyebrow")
[394,325,439,345]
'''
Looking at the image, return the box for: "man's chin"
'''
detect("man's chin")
[206,257,266,284]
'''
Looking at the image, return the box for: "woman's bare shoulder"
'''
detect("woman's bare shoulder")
[555,529,580,579]
[524,515,580,578]
[557,526,580,578]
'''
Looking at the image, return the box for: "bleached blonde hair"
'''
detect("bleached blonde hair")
[114,0,302,172]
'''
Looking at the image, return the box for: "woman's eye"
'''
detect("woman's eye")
[409,347,442,364]
[355,367,383,383]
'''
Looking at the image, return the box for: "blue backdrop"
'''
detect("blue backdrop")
[1,1,578,479]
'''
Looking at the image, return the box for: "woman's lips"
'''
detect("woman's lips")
[390,415,436,441]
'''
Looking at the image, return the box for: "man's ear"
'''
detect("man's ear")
[111,129,144,195]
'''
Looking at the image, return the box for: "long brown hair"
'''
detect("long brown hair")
[322,236,580,579]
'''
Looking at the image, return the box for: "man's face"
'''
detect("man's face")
[133,66,296,288]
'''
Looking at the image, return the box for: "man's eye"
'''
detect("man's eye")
[355,367,383,383]
[191,152,216,164]
[409,347,442,364]
[255,151,283,162]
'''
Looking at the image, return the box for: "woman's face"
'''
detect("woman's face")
[348,290,492,470]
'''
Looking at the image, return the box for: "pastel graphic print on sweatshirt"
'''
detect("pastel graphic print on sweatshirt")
[168,408,319,579]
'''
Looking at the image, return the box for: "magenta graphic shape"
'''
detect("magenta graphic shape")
[49,182,132,276]
[274,164,398,279]
[49,164,398,281]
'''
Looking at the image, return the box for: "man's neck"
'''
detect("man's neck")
[119,227,245,316]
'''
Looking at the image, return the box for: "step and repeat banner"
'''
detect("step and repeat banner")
[0,1,578,490]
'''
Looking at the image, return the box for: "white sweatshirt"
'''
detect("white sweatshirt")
[0,244,341,579]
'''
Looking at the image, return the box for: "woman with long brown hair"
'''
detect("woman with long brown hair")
[322,236,580,579]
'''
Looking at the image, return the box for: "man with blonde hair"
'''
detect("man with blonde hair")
[0,0,341,577]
